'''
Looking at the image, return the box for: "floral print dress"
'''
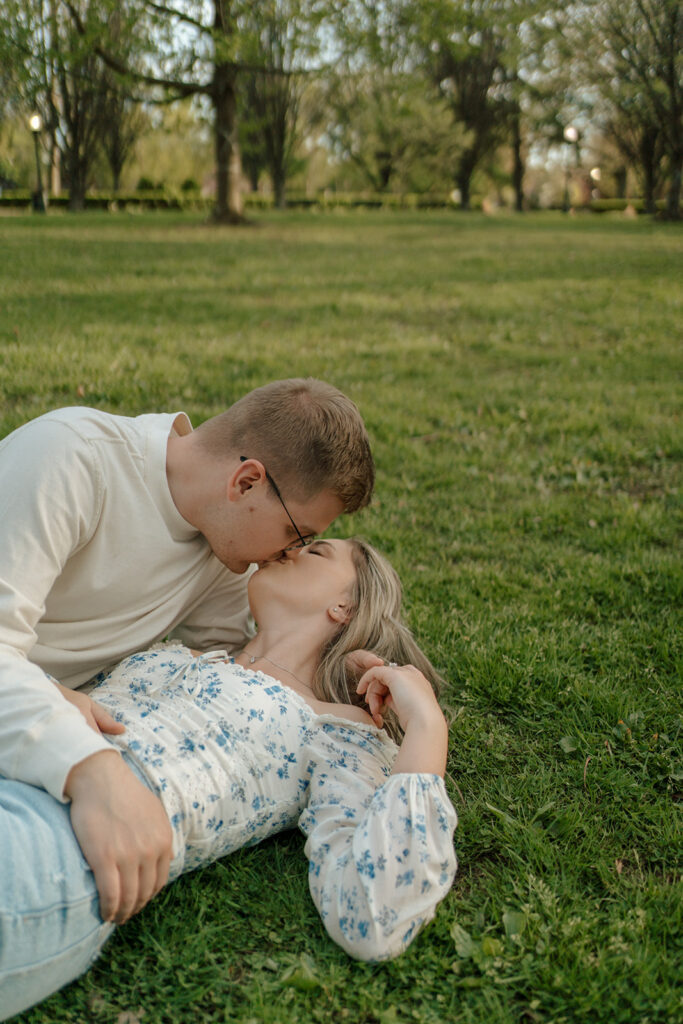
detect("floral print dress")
[91,643,458,960]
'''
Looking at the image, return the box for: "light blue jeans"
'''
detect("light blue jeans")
[0,757,172,1020]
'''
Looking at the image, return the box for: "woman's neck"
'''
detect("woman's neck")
[236,630,320,696]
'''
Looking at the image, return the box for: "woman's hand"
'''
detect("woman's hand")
[53,681,125,737]
[355,660,441,731]
[352,654,448,777]
[345,648,385,681]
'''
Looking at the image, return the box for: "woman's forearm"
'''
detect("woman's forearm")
[301,769,458,962]
[390,710,448,777]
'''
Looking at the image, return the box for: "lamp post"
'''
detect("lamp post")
[562,125,578,213]
[29,112,46,213]
[590,166,601,201]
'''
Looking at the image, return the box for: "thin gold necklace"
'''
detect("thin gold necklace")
[246,653,311,692]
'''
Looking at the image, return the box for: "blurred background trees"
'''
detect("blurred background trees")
[0,0,680,217]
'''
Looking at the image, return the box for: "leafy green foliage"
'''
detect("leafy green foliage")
[1,209,680,1024]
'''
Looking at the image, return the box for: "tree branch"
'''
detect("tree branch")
[144,1,208,33]
[63,0,210,96]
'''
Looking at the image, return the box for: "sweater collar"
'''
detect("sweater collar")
[150,412,200,542]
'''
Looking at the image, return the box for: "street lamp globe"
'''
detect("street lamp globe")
[563,125,578,144]
[28,112,46,212]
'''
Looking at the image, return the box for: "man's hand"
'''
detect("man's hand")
[65,750,174,924]
[53,681,125,737]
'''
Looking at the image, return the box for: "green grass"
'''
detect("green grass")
[1,209,681,1024]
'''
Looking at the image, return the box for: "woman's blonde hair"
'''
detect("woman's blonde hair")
[313,538,443,742]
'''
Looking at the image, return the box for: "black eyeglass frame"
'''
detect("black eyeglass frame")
[239,456,313,551]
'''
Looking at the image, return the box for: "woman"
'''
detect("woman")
[0,539,457,1020]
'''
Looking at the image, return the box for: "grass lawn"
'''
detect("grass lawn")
[0,208,681,1024]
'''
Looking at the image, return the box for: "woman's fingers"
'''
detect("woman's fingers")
[357,673,395,727]
[357,663,441,734]
[356,662,399,695]
[363,684,385,727]
[345,649,386,679]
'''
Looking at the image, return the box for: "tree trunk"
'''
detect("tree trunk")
[511,111,524,212]
[68,189,86,211]
[212,63,245,224]
[273,167,286,209]
[50,143,61,196]
[639,126,659,214]
[456,149,477,210]
[643,160,656,215]
[458,172,471,210]
[67,152,87,211]
[376,150,393,192]
[665,153,682,220]
[247,164,260,192]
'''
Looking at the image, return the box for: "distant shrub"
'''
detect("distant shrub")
[590,198,644,213]
[136,176,158,191]
[180,178,199,192]
[588,198,678,214]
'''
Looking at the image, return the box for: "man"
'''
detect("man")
[0,378,374,924]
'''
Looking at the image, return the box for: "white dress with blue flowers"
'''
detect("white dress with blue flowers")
[91,643,458,961]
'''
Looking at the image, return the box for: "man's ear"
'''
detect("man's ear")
[227,457,267,500]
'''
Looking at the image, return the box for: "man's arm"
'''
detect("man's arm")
[66,752,173,922]
[0,416,172,921]
[0,417,116,796]
[53,682,174,922]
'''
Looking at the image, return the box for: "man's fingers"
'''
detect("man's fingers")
[90,856,121,923]
[94,845,171,924]
[132,847,170,917]
[91,702,126,735]
[155,847,172,899]
[113,858,141,924]
[66,751,173,926]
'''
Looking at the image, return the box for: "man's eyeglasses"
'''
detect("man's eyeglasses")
[240,456,313,550]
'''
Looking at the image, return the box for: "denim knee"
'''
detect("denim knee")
[0,779,115,1019]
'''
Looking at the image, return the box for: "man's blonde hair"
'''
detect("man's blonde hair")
[195,378,374,512]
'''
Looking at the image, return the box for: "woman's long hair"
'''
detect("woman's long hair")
[313,538,443,742]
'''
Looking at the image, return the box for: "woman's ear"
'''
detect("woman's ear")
[328,603,352,625]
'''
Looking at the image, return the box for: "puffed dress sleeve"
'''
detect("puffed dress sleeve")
[297,719,458,962]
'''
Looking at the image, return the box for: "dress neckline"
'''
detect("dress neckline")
[225,656,396,744]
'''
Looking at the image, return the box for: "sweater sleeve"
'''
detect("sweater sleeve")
[0,417,115,800]
[297,721,457,961]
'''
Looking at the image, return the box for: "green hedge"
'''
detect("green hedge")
[588,197,672,213]
[0,189,470,212]
[1,189,675,213]
[0,189,211,210]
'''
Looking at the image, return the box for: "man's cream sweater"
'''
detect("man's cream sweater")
[0,407,251,801]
